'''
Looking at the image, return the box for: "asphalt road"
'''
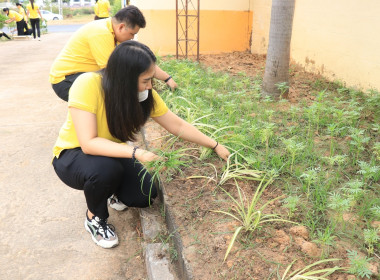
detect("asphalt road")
[1,23,84,34]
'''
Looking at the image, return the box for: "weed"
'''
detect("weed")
[212,176,296,261]
[327,192,351,225]
[363,228,379,256]
[281,258,343,280]
[282,137,306,172]
[357,161,380,184]
[282,195,300,218]
[347,250,373,278]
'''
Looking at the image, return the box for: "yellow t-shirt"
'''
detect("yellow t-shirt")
[53,72,169,158]
[26,3,40,19]
[49,18,115,84]
[17,7,27,21]
[94,3,99,16]
[8,10,23,22]
[97,0,110,18]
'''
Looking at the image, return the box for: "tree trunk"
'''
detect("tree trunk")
[262,0,295,98]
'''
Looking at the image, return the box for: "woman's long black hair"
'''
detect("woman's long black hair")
[102,40,156,142]
[30,0,34,10]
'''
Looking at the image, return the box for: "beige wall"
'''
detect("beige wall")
[251,0,380,90]
[132,0,253,55]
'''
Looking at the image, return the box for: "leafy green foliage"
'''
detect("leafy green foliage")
[347,250,373,278]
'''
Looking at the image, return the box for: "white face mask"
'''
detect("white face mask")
[138,89,149,102]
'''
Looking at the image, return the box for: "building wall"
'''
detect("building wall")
[132,0,253,55]
[251,0,380,90]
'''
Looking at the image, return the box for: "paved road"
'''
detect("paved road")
[0,32,147,280]
[1,24,83,34]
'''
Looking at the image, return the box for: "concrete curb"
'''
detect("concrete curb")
[158,184,194,280]
[138,129,194,280]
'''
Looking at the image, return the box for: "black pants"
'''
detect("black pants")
[52,148,157,219]
[52,72,84,102]
[30,18,40,38]
[16,19,25,35]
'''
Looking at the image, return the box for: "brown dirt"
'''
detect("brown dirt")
[141,51,379,279]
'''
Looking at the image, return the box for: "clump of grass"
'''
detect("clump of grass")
[281,258,343,280]
[212,175,296,261]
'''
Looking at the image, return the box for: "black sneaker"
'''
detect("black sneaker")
[84,211,118,248]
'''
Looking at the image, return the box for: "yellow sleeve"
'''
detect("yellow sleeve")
[68,73,101,114]
[151,90,169,117]
[87,33,115,69]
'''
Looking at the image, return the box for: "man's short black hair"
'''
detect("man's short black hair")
[114,5,146,29]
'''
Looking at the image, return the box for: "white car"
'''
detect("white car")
[40,10,63,21]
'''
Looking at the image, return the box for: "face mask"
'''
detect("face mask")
[138,89,149,102]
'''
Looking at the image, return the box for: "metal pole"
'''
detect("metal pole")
[185,0,188,59]
[176,0,178,59]
[197,0,200,61]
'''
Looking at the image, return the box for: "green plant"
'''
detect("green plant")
[282,137,306,172]
[218,153,264,186]
[299,168,319,199]
[347,250,373,278]
[212,176,296,261]
[327,192,351,224]
[340,179,367,201]
[363,228,379,256]
[313,223,336,258]
[141,138,193,203]
[357,161,380,184]
[349,128,370,164]
[370,205,380,220]
[281,258,343,280]
[259,122,276,158]
[373,142,380,161]
[282,195,300,218]
[276,81,289,99]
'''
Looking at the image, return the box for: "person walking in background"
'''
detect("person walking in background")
[2,8,25,35]
[16,3,29,33]
[0,32,11,40]
[93,0,99,20]
[26,0,43,40]
[51,40,230,248]
[97,0,111,19]
[49,5,177,102]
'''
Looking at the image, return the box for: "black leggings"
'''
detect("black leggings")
[30,18,40,38]
[52,148,157,219]
[16,19,25,35]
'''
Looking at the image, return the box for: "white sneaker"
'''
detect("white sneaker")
[108,194,128,211]
[84,211,118,248]
[38,37,41,41]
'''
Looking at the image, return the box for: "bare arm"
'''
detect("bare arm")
[152,110,230,161]
[154,65,178,90]
[70,107,158,163]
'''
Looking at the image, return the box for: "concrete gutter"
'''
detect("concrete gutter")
[138,128,194,280]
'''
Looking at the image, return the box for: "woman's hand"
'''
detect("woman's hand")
[135,149,159,163]
[214,144,230,161]
[166,78,178,91]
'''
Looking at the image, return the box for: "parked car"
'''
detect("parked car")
[40,10,63,20]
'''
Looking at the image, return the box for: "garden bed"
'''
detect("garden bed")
[144,51,379,279]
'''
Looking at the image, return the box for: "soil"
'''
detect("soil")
[141,51,380,279]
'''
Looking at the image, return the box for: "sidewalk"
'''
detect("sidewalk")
[0,33,147,280]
